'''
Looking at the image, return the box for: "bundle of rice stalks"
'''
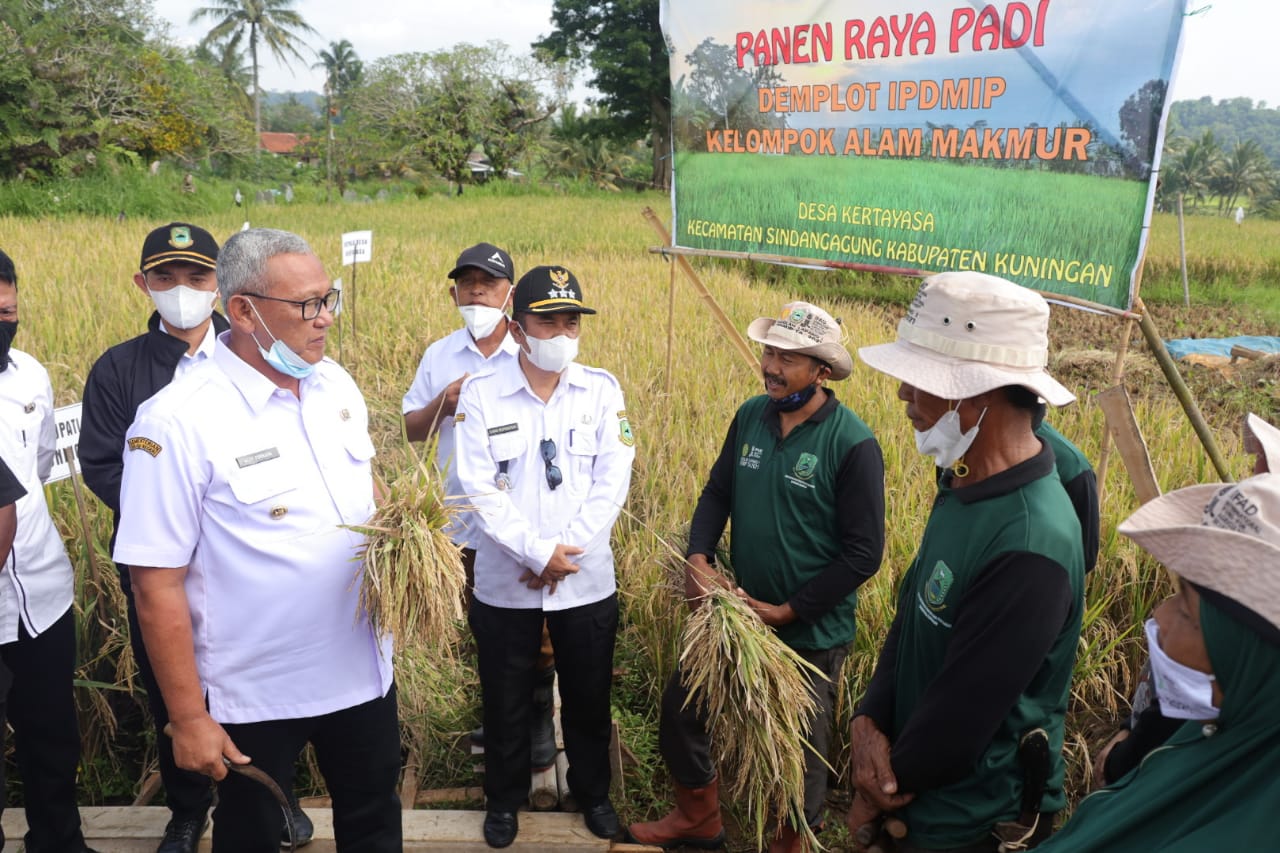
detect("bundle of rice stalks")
[679,583,825,851]
[349,454,466,652]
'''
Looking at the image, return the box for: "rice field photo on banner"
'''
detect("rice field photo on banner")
[660,0,1189,311]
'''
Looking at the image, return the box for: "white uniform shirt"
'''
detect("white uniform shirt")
[454,358,635,611]
[0,350,75,641]
[159,319,218,381]
[401,327,518,547]
[114,335,393,724]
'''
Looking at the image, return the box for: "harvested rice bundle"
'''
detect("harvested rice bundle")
[679,582,825,851]
[350,454,465,652]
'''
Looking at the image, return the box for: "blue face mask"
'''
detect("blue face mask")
[246,298,315,379]
[771,383,818,413]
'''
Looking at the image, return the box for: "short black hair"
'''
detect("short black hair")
[0,249,16,288]
[1003,385,1042,413]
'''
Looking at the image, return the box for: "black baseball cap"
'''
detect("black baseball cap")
[512,265,597,315]
[448,242,514,281]
[0,249,14,286]
[140,223,219,272]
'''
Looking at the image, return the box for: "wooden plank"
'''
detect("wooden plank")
[1096,386,1161,505]
[1,807,610,852]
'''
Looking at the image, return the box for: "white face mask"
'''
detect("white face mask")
[149,284,216,330]
[458,304,507,340]
[1144,618,1219,721]
[524,333,578,373]
[914,405,985,469]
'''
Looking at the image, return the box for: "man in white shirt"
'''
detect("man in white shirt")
[114,229,400,852]
[78,223,270,853]
[455,265,635,848]
[401,243,560,768]
[0,249,96,853]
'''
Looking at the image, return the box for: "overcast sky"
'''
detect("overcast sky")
[153,1,1275,107]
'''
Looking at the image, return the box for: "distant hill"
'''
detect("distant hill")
[1168,97,1280,165]
[263,90,323,111]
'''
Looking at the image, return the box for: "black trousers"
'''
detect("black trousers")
[470,594,618,812]
[122,566,214,820]
[215,687,402,853]
[0,606,88,853]
[658,643,849,827]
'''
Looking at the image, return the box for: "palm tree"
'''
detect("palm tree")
[313,40,363,199]
[190,0,318,152]
[194,31,254,117]
[1212,139,1272,214]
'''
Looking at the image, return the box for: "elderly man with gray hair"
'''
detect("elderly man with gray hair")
[114,229,401,851]
[848,271,1085,853]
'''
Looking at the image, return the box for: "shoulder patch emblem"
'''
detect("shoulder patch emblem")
[794,452,818,480]
[618,417,635,447]
[127,437,162,457]
[925,560,954,609]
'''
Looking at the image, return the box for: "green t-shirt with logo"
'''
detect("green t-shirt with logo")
[893,467,1085,847]
[727,394,877,650]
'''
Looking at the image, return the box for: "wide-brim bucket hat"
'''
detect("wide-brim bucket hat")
[747,301,853,380]
[858,271,1075,406]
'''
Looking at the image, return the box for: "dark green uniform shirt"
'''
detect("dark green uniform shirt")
[687,391,884,650]
[860,444,1084,848]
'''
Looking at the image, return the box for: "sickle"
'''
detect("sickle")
[223,758,297,853]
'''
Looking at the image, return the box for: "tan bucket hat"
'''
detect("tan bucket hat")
[857,271,1075,406]
[1244,413,1280,473]
[1119,473,1280,632]
[747,301,853,380]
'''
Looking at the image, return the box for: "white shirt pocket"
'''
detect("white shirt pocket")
[564,431,597,495]
[226,459,310,540]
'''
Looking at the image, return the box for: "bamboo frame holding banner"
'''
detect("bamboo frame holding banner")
[641,208,760,378]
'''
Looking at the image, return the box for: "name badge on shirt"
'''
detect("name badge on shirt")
[236,447,281,468]
[487,423,519,437]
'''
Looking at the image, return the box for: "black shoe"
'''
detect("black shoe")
[281,790,314,848]
[483,809,519,848]
[583,800,620,840]
[157,814,209,853]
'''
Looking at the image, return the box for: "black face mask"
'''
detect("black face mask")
[0,320,16,372]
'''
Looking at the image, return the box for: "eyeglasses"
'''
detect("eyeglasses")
[247,288,341,320]
[540,439,562,491]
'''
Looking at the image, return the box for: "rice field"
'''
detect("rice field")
[3,193,1273,848]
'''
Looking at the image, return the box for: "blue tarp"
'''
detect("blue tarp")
[1164,336,1280,360]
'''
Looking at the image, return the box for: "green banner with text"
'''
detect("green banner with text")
[661,0,1188,310]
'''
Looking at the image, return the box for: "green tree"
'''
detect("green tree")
[190,0,318,153]
[193,31,253,116]
[1159,131,1222,212]
[314,40,363,195]
[535,0,671,189]
[1118,79,1166,178]
[347,43,556,192]
[1211,139,1273,214]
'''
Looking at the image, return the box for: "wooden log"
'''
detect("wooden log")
[529,764,559,811]
[131,771,162,807]
[415,786,485,807]
[608,720,624,798]
[554,750,576,813]
[1230,344,1269,363]
[400,760,419,812]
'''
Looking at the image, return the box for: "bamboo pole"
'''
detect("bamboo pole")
[665,248,676,395]
[1135,297,1232,482]
[641,208,760,377]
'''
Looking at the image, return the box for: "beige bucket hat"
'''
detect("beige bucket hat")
[1119,473,1280,632]
[1244,413,1280,473]
[747,301,853,380]
[858,271,1075,406]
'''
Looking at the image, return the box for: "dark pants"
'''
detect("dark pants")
[123,566,214,820]
[470,595,618,812]
[659,643,848,827]
[215,687,402,853]
[0,606,88,853]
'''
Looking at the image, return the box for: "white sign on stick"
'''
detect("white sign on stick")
[341,230,373,265]
[44,402,83,485]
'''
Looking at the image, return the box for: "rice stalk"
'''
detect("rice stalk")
[679,583,825,851]
[348,452,465,653]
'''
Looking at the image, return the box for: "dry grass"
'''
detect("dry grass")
[4,196,1272,829]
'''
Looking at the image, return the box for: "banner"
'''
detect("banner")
[661,0,1188,310]
[43,402,82,485]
